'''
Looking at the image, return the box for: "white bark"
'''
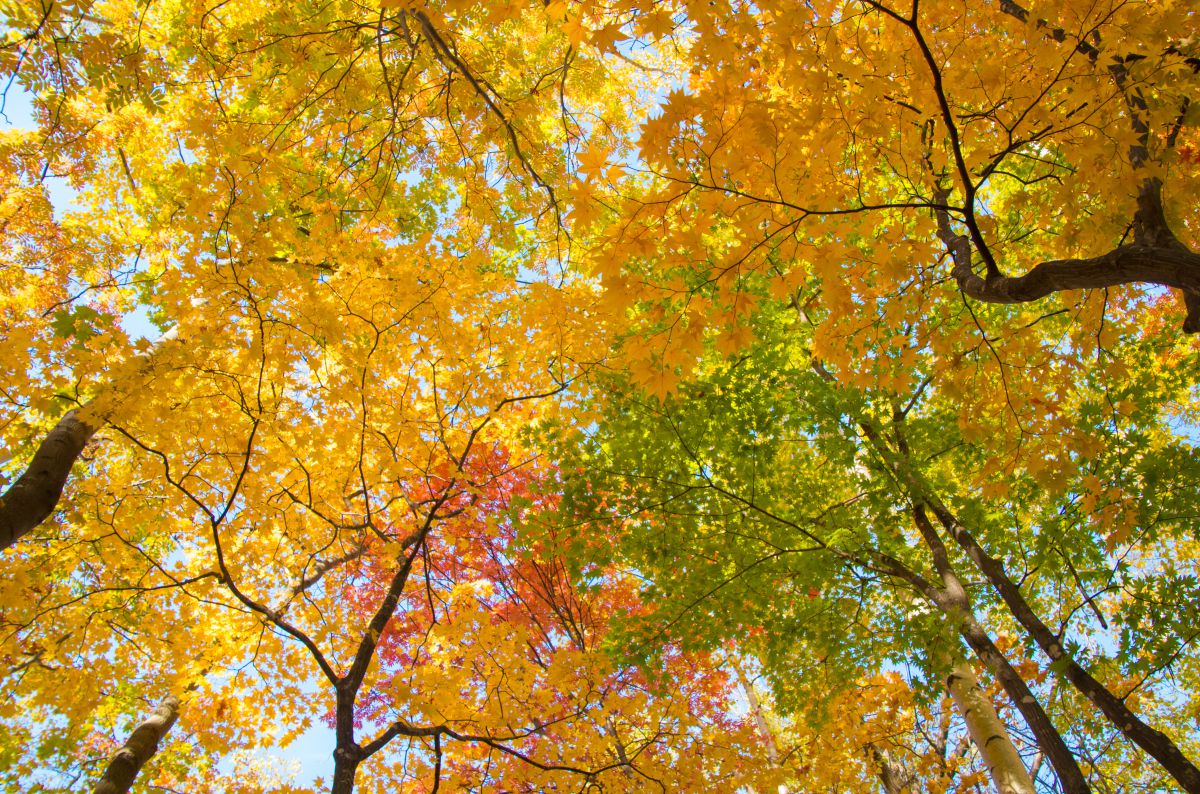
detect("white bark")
[946,660,1036,794]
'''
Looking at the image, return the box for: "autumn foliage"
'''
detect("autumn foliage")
[3,0,1200,792]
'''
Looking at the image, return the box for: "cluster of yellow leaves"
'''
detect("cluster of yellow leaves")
[747,671,987,794]
[0,4,777,789]
[5,0,1200,788]
[584,0,1200,473]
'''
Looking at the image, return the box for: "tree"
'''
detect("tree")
[1,0,736,788]
[4,0,1200,791]
[338,451,763,791]
[585,0,1200,475]
[543,292,1200,792]
[732,660,1029,794]
[597,0,1199,323]
[0,0,652,553]
[92,696,180,794]
[547,1,1200,787]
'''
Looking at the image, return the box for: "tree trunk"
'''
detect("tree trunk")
[930,504,1200,794]
[854,415,1181,791]
[731,658,782,768]
[945,658,1036,794]
[911,506,1091,794]
[0,408,97,551]
[329,748,362,794]
[92,695,180,794]
[871,745,911,794]
[954,611,1089,793]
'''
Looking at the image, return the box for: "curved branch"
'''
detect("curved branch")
[951,245,1200,306]
[936,181,1200,332]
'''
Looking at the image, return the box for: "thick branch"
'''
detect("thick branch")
[951,244,1200,304]
[0,408,98,551]
[935,181,1200,332]
[92,695,181,794]
[1,328,180,552]
[931,504,1200,793]
[871,745,912,794]
[910,506,1091,794]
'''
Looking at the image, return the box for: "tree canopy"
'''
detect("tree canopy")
[2,0,1200,792]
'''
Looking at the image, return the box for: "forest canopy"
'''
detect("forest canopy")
[1,0,1200,792]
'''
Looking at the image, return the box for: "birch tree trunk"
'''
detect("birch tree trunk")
[929,503,1200,793]
[731,658,782,768]
[945,659,1036,794]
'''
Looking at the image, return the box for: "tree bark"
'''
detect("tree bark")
[845,418,1089,792]
[945,657,1036,794]
[953,606,1089,793]
[329,748,362,794]
[330,676,363,794]
[854,410,1198,792]
[871,744,912,794]
[0,408,98,551]
[731,658,782,768]
[92,695,180,794]
[930,504,1200,794]
[911,506,1092,794]
[936,179,1200,333]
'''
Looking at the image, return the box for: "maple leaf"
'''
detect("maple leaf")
[637,9,676,40]
[576,144,613,181]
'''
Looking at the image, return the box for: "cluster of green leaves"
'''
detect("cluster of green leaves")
[539,275,1200,787]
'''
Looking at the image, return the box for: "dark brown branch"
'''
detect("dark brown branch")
[411,11,564,230]
[0,408,97,552]
[361,717,629,778]
[928,1,1200,331]
[903,2,1000,278]
[909,505,1092,794]
[930,503,1200,793]
[291,542,370,597]
[936,180,1200,332]
[1,329,180,553]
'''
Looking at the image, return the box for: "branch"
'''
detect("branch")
[92,696,181,794]
[412,11,564,230]
[360,717,630,778]
[1,327,182,553]
[291,541,369,598]
[935,181,1200,332]
[0,408,97,551]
